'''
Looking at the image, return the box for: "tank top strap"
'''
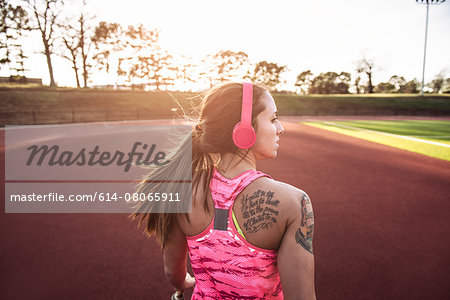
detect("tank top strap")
[209,167,272,210]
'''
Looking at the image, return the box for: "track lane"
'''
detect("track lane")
[258,121,450,300]
[1,120,450,299]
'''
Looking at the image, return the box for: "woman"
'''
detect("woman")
[132,82,316,299]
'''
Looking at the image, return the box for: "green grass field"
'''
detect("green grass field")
[303,120,450,161]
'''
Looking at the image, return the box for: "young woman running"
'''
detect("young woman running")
[132,82,316,299]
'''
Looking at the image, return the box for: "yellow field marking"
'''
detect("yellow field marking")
[323,122,450,148]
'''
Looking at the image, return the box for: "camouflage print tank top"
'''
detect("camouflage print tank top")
[187,168,283,299]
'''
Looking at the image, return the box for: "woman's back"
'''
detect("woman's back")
[178,167,306,299]
[179,169,299,250]
[180,169,283,299]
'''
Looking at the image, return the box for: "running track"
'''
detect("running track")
[1,118,449,299]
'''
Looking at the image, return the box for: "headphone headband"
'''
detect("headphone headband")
[241,82,253,126]
[232,82,256,149]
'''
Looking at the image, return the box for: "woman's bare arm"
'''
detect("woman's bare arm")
[278,191,316,300]
[162,218,195,291]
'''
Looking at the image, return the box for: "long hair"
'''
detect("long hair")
[130,82,269,248]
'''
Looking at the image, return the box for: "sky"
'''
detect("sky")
[4,0,450,90]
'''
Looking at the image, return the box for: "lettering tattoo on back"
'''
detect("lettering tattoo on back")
[295,192,314,254]
[240,189,280,234]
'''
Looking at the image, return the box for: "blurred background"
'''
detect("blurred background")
[1,0,449,92]
[1,1,450,299]
[1,0,450,126]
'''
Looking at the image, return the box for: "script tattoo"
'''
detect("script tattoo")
[295,192,314,254]
[241,189,280,234]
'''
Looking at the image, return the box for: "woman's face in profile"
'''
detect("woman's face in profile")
[252,92,284,160]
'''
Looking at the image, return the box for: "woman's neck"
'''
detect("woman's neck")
[216,152,256,179]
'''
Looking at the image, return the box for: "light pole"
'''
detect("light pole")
[416,0,446,96]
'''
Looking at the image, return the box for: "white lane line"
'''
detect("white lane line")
[322,122,450,148]
[410,136,450,139]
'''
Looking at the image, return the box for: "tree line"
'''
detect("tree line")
[1,0,449,94]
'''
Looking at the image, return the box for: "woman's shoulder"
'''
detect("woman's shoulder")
[255,176,309,203]
[251,176,310,217]
[234,175,311,250]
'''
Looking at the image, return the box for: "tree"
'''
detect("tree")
[213,50,250,82]
[388,75,406,92]
[199,54,216,88]
[354,76,362,94]
[252,61,287,92]
[398,79,419,94]
[92,21,122,77]
[1,0,14,73]
[26,0,63,87]
[171,54,197,91]
[114,24,159,87]
[356,57,375,94]
[427,73,445,93]
[200,50,250,88]
[134,44,175,90]
[295,70,313,94]
[12,13,30,77]
[443,78,450,94]
[60,24,81,87]
[377,76,419,94]
[0,0,7,68]
[58,1,94,88]
[375,82,395,93]
[1,0,31,77]
[76,9,94,88]
[336,72,352,94]
[114,24,175,90]
[308,72,351,94]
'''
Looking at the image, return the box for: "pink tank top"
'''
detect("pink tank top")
[187,168,284,299]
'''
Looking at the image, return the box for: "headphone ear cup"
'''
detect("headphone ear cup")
[233,122,256,149]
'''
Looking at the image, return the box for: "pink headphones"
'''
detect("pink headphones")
[232,82,256,149]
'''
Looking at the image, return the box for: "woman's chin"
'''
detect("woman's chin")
[267,151,278,159]
[255,152,276,161]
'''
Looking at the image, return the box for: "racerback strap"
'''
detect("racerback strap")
[213,208,229,231]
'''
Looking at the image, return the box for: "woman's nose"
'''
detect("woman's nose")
[277,122,284,135]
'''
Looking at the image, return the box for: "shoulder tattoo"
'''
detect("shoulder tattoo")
[295,192,314,254]
[240,189,280,234]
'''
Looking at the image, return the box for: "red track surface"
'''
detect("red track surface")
[1,119,450,299]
